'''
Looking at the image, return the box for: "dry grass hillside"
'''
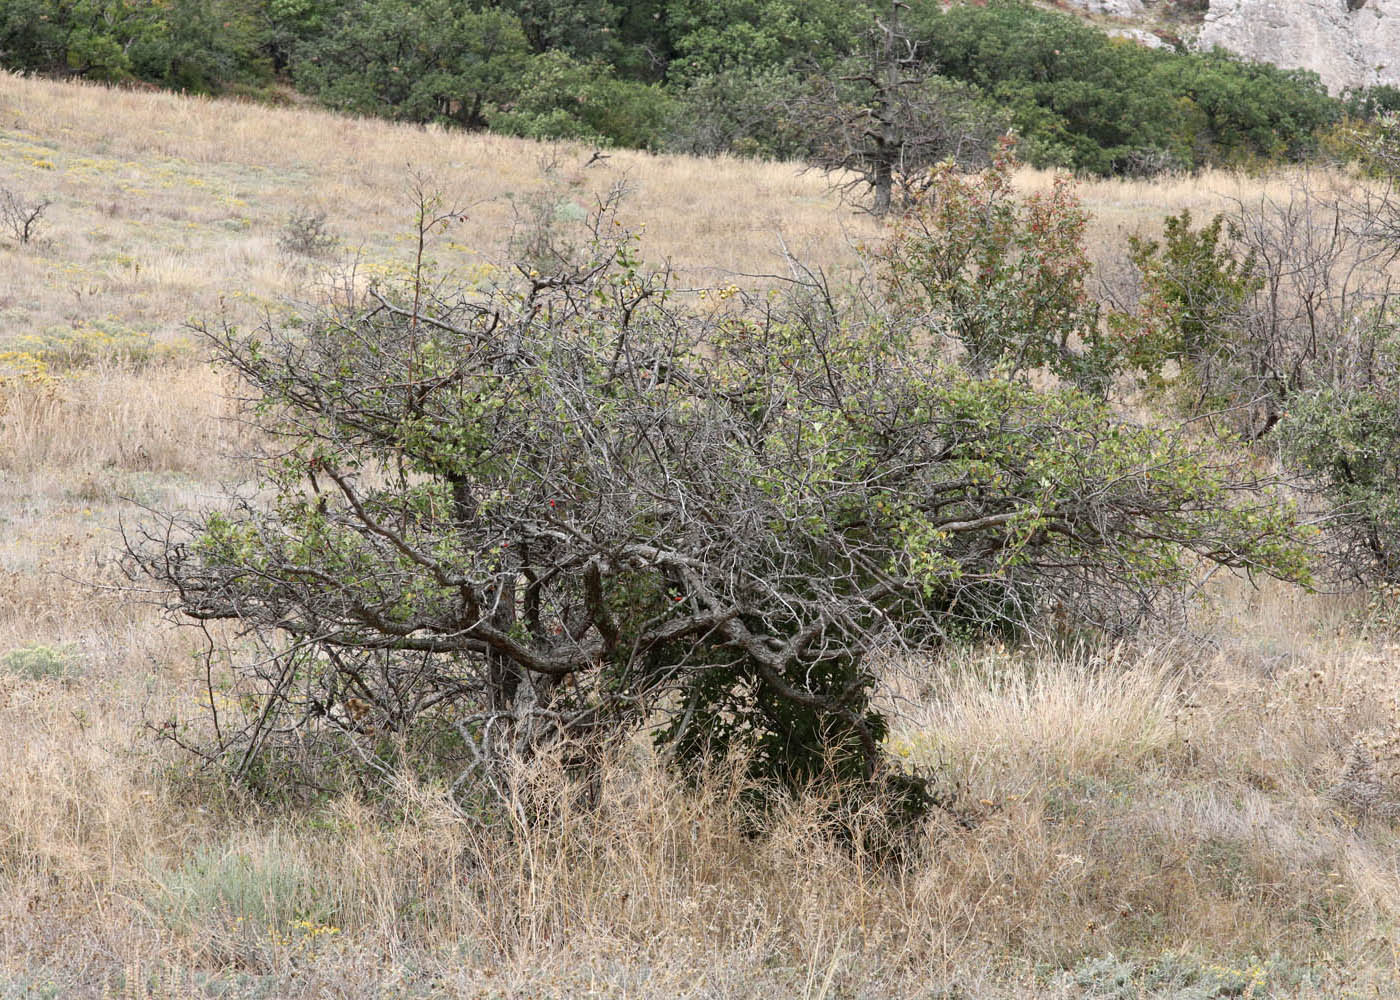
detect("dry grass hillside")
[3,71,1400,998]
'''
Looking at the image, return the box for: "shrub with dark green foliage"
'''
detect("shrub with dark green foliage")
[489,50,672,148]
[257,0,341,74]
[1333,110,1400,178]
[1284,366,1400,582]
[125,0,267,93]
[0,0,141,81]
[130,181,1308,814]
[0,0,268,91]
[665,66,811,159]
[295,0,530,128]
[909,0,1181,173]
[1152,49,1337,167]
[492,0,623,63]
[1121,175,1396,448]
[1345,85,1400,120]
[664,0,871,81]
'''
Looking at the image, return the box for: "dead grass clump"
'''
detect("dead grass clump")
[0,674,169,885]
[897,646,1187,788]
[0,361,239,478]
[2,653,1400,996]
[1332,736,1400,818]
[881,640,1400,976]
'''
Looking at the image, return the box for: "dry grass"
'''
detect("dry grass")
[3,70,1400,997]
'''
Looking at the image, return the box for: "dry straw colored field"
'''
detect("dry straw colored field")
[3,71,1400,998]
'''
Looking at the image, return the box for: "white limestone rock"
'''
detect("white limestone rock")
[1197,0,1400,94]
[1109,26,1172,48]
[1061,0,1148,16]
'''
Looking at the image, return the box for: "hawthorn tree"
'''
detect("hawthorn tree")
[799,2,1007,215]
[130,183,1309,807]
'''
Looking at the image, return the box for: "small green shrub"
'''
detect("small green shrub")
[151,840,332,938]
[1072,951,1278,999]
[664,66,810,159]
[875,146,1120,395]
[910,0,1338,174]
[276,207,338,259]
[0,643,82,682]
[9,320,168,371]
[489,50,673,148]
[1121,209,1260,398]
[1284,370,1400,582]
[294,0,530,129]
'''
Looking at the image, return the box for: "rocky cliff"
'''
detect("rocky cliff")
[1067,0,1149,15]
[1056,0,1400,95]
[1197,0,1400,93]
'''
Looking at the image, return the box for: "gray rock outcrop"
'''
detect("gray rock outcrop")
[1073,0,1148,16]
[1109,26,1171,49]
[1197,0,1400,94]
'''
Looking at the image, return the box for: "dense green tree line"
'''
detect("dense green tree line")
[0,0,1387,174]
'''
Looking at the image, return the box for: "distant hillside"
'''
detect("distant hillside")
[0,0,1371,178]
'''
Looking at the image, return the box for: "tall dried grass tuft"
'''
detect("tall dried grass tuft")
[0,362,238,478]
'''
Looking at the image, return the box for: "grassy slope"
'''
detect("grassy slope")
[2,71,1399,998]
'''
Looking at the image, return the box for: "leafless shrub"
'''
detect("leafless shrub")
[1222,176,1395,432]
[0,186,51,246]
[1119,147,1190,179]
[1125,166,1397,440]
[505,154,620,279]
[1131,166,1400,582]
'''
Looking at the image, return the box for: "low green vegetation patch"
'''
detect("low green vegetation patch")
[0,643,82,682]
[1071,951,1311,999]
[150,839,336,943]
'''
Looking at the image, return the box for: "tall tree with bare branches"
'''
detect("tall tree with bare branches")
[799,2,1007,216]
